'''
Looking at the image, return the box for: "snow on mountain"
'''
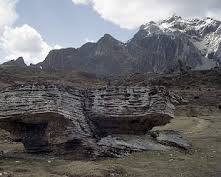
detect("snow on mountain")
[141,15,221,68]
[34,16,220,75]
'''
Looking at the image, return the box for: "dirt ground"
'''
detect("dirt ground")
[0,110,220,177]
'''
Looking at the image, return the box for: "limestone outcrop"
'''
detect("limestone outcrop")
[0,84,180,158]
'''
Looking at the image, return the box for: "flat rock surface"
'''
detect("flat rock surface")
[150,130,191,150]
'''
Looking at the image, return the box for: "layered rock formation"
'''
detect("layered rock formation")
[35,16,220,75]
[0,84,179,158]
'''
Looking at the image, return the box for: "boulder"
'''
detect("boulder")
[150,130,191,150]
[98,135,171,157]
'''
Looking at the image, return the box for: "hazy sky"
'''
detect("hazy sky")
[0,0,221,64]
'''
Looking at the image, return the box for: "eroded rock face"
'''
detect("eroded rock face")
[0,85,175,158]
[85,87,174,135]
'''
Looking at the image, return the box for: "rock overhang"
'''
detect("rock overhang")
[0,84,177,157]
[88,113,173,135]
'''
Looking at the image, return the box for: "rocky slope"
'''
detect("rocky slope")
[0,65,100,89]
[36,16,220,75]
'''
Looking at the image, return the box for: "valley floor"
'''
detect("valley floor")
[0,112,220,177]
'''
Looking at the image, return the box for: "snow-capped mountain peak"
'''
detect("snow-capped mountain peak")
[142,15,221,36]
[139,16,221,68]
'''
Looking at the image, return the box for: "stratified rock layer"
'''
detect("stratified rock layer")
[0,85,175,157]
[85,87,174,135]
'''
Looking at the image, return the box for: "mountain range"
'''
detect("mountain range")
[3,15,221,75]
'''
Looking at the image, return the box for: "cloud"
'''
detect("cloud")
[84,38,95,43]
[0,0,17,28]
[72,0,221,29]
[0,25,60,64]
[0,0,61,64]
[72,0,90,5]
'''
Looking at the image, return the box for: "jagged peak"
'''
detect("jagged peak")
[99,34,117,41]
[140,21,157,30]
[103,33,113,39]
[16,56,25,62]
[97,33,123,45]
[141,15,182,29]
[2,56,27,67]
[163,14,182,23]
[140,16,221,36]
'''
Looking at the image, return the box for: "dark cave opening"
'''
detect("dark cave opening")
[22,123,50,153]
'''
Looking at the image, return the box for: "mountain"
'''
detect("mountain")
[137,15,220,70]
[38,34,134,75]
[36,16,221,75]
[2,57,27,67]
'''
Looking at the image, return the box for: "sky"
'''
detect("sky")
[0,0,221,64]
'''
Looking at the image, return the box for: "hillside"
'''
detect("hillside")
[0,65,102,89]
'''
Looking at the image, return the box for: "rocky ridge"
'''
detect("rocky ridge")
[35,16,220,75]
[2,57,27,67]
